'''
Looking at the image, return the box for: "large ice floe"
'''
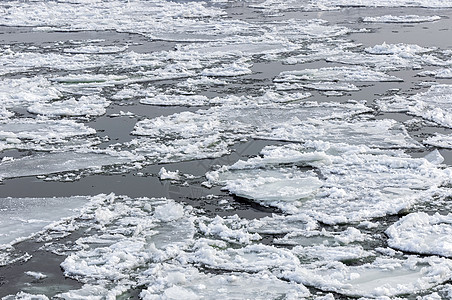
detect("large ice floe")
[386,212,452,257]
[206,143,450,223]
[377,84,452,128]
[0,151,142,181]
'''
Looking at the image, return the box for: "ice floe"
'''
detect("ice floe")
[274,66,402,84]
[363,15,442,23]
[386,212,452,257]
[27,95,110,117]
[0,118,96,151]
[0,151,142,181]
[207,143,450,223]
[377,84,452,128]
[284,256,452,297]
[0,196,90,246]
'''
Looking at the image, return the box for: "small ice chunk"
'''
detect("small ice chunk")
[25,271,47,280]
[158,167,182,181]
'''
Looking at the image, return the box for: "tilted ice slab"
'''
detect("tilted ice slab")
[284,256,452,298]
[207,143,450,223]
[274,66,402,83]
[378,85,452,128]
[363,15,442,23]
[0,196,90,247]
[386,212,452,257]
[27,95,110,117]
[0,118,96,151]
[0,151,142,181]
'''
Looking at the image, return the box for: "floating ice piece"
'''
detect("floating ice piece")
[201,62,252,77]
[285,256,452,298]
[259,118,421,149]
[158,167,182,181]
[0,1,225,34]
[274,66,402,83]
[386,212,452,257]
[409,84,452,128]
[131,101,371,162]
[52,74,129,85]
[0,151,141,181]
[0,118,96,151]
[197,215,261,244]
[0,196,90,246]
[0,77,62,109]
[377,85,452,128]
[190,240,299,272]
[63,45,128,54]
[363,15,442,23]
[210,168,322,203]
[140,94,209,106]
[25,271,48,280]
[275,81,359,92]
[292,244,375,262]
[2,292,49,300]
[27,95,110,117]
[139,265,310,300]
[58,195,196,294]
[365,42,435,56]
[418,68,452,79]
[424,133,452,149]
[207,143,450,223]
[252,0,452,12]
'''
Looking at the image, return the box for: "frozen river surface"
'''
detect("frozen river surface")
[1,0,452,299]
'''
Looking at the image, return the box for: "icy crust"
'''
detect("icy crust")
[27,95,110,117]
[0,151,142,181]
[0,118,97,151]
[284,256,452,298]
[0,196,90,246]
[206,143,450,223]
[377,84,452,128]
[386,212,452,257]
[363,15,442,23]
